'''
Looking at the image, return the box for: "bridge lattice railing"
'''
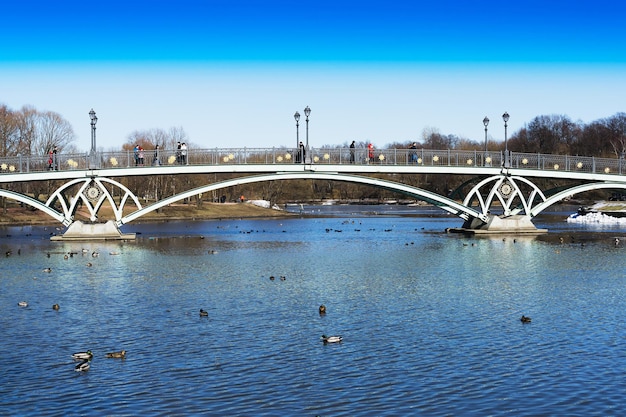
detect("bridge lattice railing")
[1,148,626,176]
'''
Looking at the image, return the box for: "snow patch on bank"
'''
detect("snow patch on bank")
[247,200,283,211]
[567,212,626,225]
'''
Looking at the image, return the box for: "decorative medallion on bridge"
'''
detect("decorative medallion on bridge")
[499,181,513,197]
[84,184,102,203]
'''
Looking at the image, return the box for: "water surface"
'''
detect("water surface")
[0,207,624,416]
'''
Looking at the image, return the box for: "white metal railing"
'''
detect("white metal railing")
[0,148,625,176]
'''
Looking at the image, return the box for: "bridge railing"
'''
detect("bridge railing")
[1,148,625,176]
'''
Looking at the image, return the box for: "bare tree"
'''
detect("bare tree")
[0,104,19,157]
[32,110,75,155]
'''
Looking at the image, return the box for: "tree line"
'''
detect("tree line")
[1,102,625,157]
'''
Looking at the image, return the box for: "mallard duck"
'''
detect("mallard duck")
[72,350,93,360]
[318,305,326,315]
[75,360,90,372]
[199,309,209,317]
[17,301,28,307]
[52,304,60,310]
[520,315,532,323]
[105,350,126,358]
[321,335,343,344]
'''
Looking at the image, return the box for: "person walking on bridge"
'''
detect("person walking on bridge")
[368,143,375,163]
[350,141,356,163]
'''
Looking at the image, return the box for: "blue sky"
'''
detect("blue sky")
[1,0,625,152]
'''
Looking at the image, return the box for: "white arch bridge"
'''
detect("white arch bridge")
[1,147,626,238]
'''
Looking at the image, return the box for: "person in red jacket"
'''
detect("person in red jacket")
[368,143,374,163]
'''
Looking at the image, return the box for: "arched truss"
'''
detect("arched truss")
[121,172,488,225]
[463,174,547,217]
[0,189,67,224]
[530,182,626,217]
[46,177,142,224]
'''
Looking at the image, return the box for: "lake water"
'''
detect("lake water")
[0,206,624,416]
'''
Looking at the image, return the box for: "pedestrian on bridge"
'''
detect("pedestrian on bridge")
[48,146,58,171]
[350,141,356,163]
[134,145,140,166]
[180,143,188,165]
[409,142,418,163]
[153,145,161,166]
[297,142,305,164]
[368,143,375,163]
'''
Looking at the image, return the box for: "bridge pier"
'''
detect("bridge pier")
[51,220,136,241]
[451,214,547,235]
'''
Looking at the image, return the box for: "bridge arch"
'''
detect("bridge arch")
[120,172,488,225]
[0,189,67,224]
[530,182,626,217]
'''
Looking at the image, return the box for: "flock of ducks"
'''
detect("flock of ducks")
[72,349,126,372]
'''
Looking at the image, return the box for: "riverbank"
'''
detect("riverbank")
[0,202,293,226]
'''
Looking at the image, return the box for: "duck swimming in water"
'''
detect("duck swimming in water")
[52,304,60,310]
[321,335,343,344]
[318,304,326,315]
[72,350,93,360]
[199,309,209,317]
[105,350,126,358]
[520,315,532,323]
[75,360,90,372]
[18,301,28,307]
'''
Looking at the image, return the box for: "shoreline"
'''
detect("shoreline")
[0,202,294,227]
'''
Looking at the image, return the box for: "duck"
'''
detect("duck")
[199,309,209,317]
[269,276,275,281]
[43,267,52,273]
[520,315,532,323]
[280,276,286,281]
[91,251,99,258]
[318,304,327,315]
[72,350,93,361]
[105,350,126,358]
[52,304,60,310]
[74,360,90,372]
[17,301,28,307]
[321,335,343,344]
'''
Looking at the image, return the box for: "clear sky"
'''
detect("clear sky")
[1,0,625,152]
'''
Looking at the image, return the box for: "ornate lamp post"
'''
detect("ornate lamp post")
[483,116,489,153]
[89,109,98,168]
[294,111,300,150]
[304,106,311,162]
[502,111,510,168]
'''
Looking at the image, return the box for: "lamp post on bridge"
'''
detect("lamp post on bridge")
[483,116,489,165]
[502,111,510,168]
[89,109,98,168]
[304,106,311,163]
[294,111,300,153]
